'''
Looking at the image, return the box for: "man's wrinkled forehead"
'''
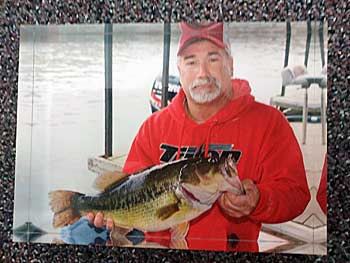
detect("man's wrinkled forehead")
[181,41,225,61]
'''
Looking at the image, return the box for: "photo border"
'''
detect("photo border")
[0,1,347,262]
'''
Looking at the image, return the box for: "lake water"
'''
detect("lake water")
[13,22,326,251]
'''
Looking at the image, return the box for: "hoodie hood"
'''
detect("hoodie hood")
[167,78,255,159]
[168,78,255,127]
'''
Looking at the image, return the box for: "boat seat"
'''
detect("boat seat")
[270,66,327,145]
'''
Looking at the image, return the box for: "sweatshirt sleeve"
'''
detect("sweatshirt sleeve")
[122,119,158,174]
[248,110,311,223]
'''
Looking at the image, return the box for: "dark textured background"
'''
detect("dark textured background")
[0,0,349,262]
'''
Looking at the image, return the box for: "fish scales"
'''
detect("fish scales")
[71,160,187,229]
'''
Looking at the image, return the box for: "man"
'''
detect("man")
[89,22,311,252]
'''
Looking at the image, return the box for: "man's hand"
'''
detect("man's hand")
[218,179,260,218]
[86,212,114,231]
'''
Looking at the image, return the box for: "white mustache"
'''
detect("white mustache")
[190,77,219,90]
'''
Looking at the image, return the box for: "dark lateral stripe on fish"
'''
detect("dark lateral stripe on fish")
[74,182,178,212]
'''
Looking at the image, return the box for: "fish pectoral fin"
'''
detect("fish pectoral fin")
[169,222,189,249]
[169,238,188,250]
[110,225,133,247]
[156,203,180,221]
[93,170,129,191]
[170,222,189,240]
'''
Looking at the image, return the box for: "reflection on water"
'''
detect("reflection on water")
[58,217,110,245]
[14,23,326,254]
[44,217,289,253]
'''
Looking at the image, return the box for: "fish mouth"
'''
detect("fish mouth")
[180,184,200,202]
[175,155,244,209]
[219,158,244,195]
[179,183,220,209]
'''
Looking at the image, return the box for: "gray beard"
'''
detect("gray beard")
[189,77,221,104]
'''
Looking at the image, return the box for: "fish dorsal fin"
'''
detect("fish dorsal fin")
[93,170,129,191]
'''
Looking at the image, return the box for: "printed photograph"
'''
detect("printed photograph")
[13,21,327,254]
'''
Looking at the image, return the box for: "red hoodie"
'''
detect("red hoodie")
[317,156,327,215]
[123,79,311,252]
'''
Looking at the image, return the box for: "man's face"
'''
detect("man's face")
[177,40,233,105]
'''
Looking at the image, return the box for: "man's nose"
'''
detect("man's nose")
[197,61,210,77]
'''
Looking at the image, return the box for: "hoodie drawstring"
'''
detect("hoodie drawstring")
[177,117,217,159]
[176,117,186,160]
[204,120,218,157]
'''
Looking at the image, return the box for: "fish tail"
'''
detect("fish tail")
[49,190,83,228]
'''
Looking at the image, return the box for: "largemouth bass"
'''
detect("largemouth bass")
[49,155,244,248]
